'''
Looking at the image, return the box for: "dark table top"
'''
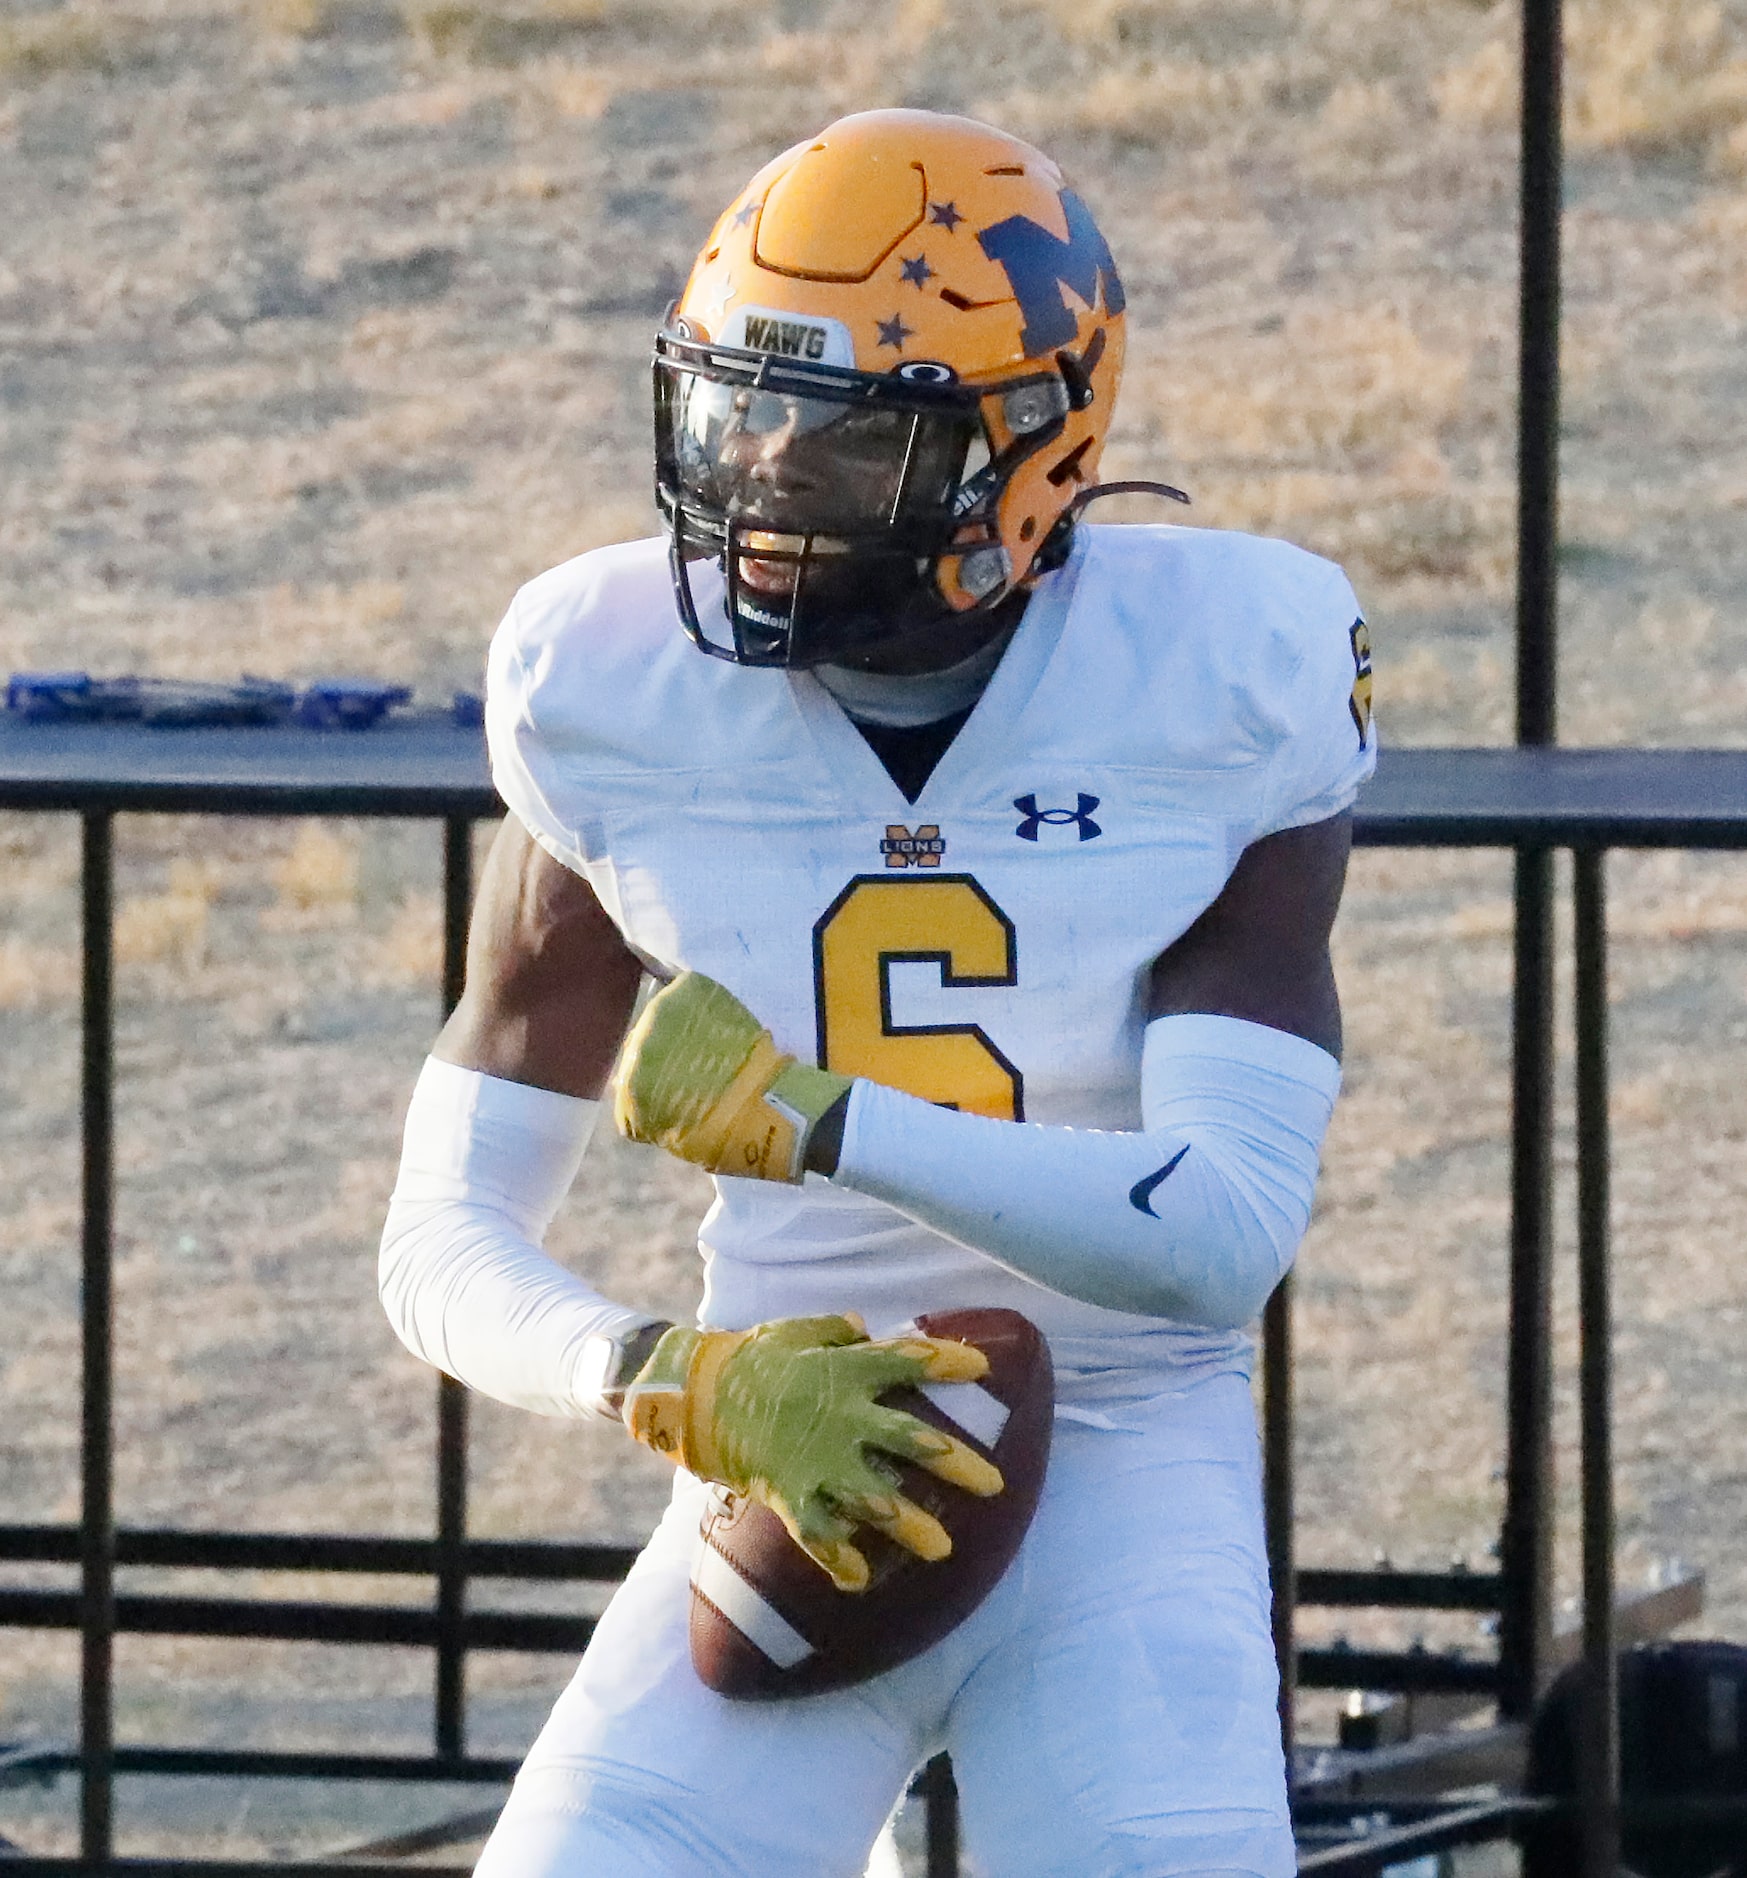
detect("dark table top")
[4,718,1747,846]
[0,713,500,818]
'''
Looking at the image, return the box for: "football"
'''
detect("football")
[688,1307,1053,1699]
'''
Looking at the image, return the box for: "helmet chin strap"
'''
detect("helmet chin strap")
[1065,478,1191,517]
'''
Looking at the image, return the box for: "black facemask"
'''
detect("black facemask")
[653,331,1055,669]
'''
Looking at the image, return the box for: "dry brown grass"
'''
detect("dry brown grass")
[115,859,220,969]
[368,892,444,984]
[250,0,336,37]
[543,63,612,116]
[0,940,78,1009]
[1689,187,1747,303]
[1006,55,1291,142]
[399,0,651,61]
[0,9,119,80]
[1568,0,1747,152]
[264,826,361,928]
[2,0,1746,1842]
[1439,0,1747,156]
[1146,306,1469,461]
[1115,302,1510,601]
[400,0,494,59]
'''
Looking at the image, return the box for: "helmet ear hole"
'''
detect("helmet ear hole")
[1047,439,1093,487]
[1020,516,1036,542]
[1002,378,1071,437]
[1054,349,1095,412]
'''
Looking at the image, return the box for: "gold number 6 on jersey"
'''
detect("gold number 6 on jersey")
[812,875,1023,1120]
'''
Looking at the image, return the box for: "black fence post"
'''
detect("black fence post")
[1573,850,1619,1874]
[79,811,117,1863]
[917,1752,959,1878]
[1263,1276,1296,1770]
[1500,0,1564,1725]
[1517,0,1564,753]
[1500,848,1556,1721]
[434,817,474,1763]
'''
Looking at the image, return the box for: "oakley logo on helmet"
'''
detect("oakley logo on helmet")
[720,305,856,368]
[893,359,958,384]
[976,191,1127,358]
[1013,793,1102,843]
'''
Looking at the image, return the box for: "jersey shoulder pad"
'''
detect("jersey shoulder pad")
[1067,524,1375,834]
[500,535,679,678]
[483,537,804,875]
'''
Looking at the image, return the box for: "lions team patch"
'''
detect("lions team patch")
[1348,618,1373,747]
[881,824,945,869]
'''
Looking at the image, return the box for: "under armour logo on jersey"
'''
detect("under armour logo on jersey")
[1013,793,1102,842]
[881,824,945,868]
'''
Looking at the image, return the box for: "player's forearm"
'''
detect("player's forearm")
[379,1057,663,1420]
[830,1014,1340,1330]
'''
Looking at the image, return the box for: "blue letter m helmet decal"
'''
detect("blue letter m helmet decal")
[976,190,1127,358]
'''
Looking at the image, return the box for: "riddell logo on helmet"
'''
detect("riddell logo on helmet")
[721,306,856,368]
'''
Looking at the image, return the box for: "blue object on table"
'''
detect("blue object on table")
[140,678,296,726]
[451,690,485,729]
[292,680,413,731]
[5,673,297,726]
[7,672,97,719]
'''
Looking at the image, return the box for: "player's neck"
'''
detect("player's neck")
[813,596,1026,728]
[812,633,1005,728]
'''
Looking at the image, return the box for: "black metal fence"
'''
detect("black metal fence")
[7,731,1747,1875]
[2,0,1741,1868]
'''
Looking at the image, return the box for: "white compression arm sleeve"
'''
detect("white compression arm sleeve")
[833,1013,1341,1330]
[379,1057,655,1421]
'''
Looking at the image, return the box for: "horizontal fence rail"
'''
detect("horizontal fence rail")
[13,715,1747,838]
[0,1526,641,1578]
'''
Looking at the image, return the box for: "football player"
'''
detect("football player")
[381,108,1374,1877]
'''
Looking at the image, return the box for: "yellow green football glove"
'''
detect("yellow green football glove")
[621,1314,1004,1592]
[615,972,849,1182]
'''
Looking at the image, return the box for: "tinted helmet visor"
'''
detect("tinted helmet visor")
[654,334,986,667]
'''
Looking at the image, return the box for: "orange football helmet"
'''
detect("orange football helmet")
[653,109,1128,667]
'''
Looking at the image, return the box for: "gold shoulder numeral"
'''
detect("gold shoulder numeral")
[1349,617,1374,747]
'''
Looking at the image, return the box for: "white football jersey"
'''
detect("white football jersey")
[488,525,1375,1399]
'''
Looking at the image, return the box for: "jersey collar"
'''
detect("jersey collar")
[785,530,1088,816]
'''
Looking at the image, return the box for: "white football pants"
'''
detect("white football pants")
[474,1368,1293,1878]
